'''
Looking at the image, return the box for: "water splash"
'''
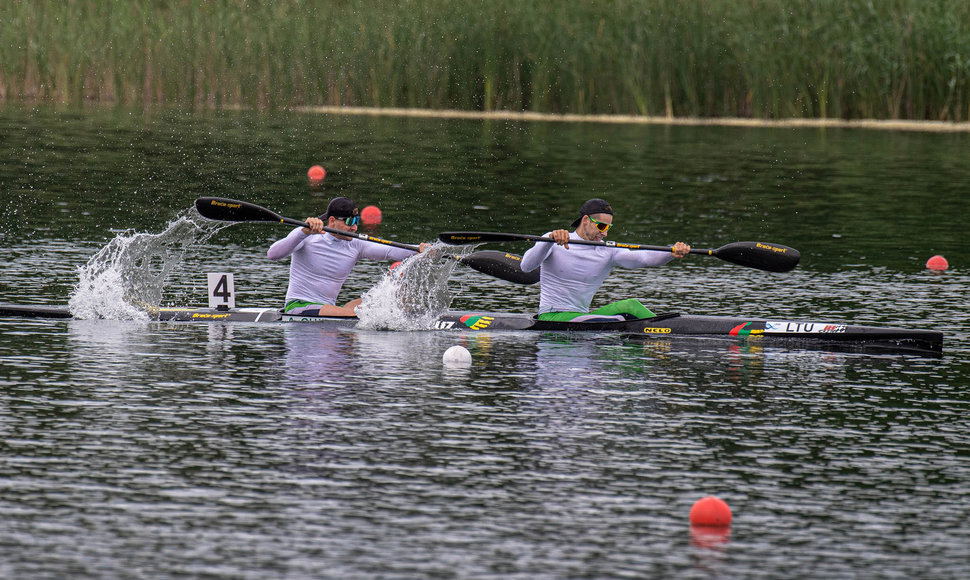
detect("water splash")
[68,209,224,319]
[355,245,463,330]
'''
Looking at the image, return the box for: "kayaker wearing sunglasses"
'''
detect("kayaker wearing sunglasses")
[520,198,690,322]
[268,196,425,316]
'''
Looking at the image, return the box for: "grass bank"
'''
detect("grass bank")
[3,0,969,121]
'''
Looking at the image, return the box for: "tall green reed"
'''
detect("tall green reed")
[2,0,968,120]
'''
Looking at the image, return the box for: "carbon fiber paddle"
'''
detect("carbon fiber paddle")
[437,231,800,273]
[195,197,539,284]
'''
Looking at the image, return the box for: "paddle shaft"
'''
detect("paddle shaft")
[441,231,697,252]
[497,234,795,263]
[196,197,419,250]
[195,198,539,283]
[322,224,419,251]
[437,231,800,273]
[262,215,422,252]
[240,214,422,251]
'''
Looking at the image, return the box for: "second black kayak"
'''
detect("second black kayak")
[0,303,944,355]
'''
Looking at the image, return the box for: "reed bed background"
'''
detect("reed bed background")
[3,0,969,120]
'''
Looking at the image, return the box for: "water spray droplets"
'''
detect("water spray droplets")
[355,245,463,330]
[68,209,225,319]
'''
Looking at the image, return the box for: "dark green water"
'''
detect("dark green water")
[1,107,969,578]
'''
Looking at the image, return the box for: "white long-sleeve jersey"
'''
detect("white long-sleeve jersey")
[267,228,415,305]
[520,231,673,314]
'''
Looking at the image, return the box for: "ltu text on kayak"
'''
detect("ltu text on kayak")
[765,321,848,334]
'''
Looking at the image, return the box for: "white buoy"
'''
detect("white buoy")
[442,345,472,365]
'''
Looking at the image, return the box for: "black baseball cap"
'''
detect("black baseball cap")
[571,198,613,228]
[319,197,359,220]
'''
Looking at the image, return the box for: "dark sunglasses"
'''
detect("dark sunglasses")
[588,216,611,232]
[336,215,360,226]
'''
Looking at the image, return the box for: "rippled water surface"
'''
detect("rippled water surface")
[2,107,969,578]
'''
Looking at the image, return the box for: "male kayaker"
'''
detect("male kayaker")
[519,198,690,322]
[267,196,426,316]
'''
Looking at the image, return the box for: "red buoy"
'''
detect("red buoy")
[926,255,949,271]
[361,205,382,226]
[307,165,326,184]
[689,496,732,526]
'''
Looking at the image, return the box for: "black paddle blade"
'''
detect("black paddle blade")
[711,241,800,272]
[459,251,540,285]
[195,197,286,223]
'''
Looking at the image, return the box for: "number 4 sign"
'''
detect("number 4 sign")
[207,273,236,309]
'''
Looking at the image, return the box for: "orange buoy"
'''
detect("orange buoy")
[307,165,326,184]
[926,255,949,271]
[689,496,732,526]
[361,205,382,226]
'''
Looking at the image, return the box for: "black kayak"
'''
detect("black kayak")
[0,303,944,355]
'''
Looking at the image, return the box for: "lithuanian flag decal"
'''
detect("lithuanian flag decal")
[460,314,495,330]
[729,322,763,336]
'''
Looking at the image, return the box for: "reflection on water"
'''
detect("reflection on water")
[283,326,361,383]
[1,306,968,578]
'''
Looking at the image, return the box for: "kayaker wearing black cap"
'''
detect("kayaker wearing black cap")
[267,196,426,316]
[520,198,690,322]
